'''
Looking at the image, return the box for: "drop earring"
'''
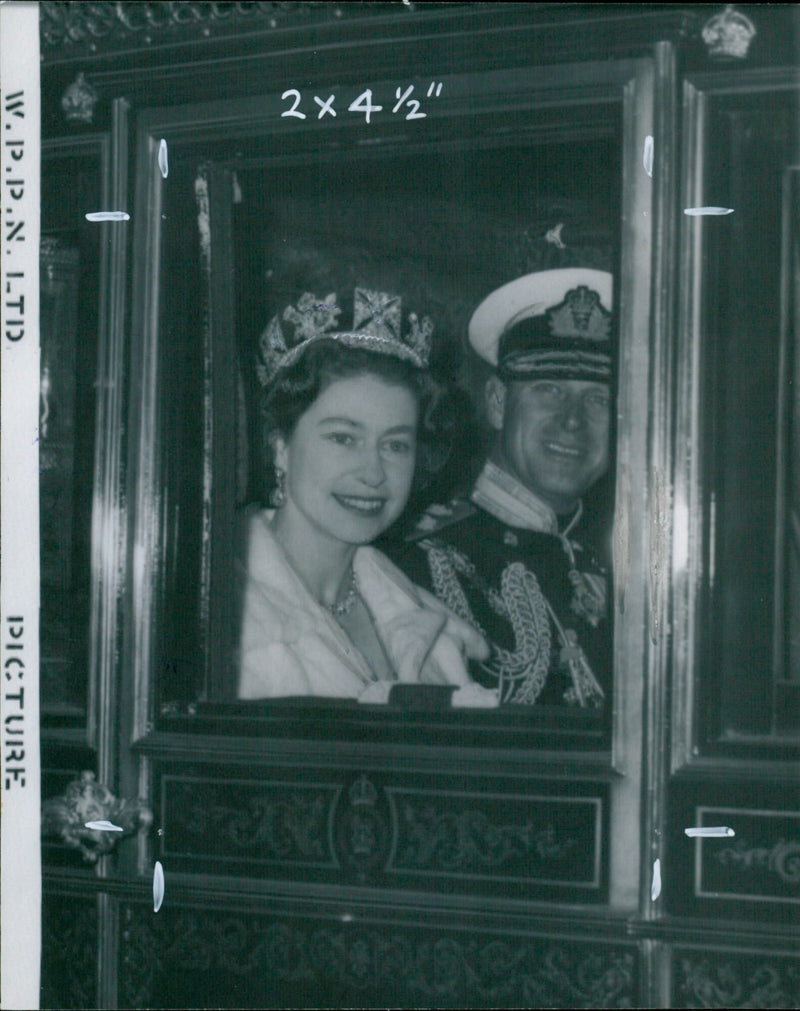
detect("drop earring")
[270,467,286,508]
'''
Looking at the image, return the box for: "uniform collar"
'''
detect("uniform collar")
[470,460,581,536]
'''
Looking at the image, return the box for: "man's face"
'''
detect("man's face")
[487,377,611,514]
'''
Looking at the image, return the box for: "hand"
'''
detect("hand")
[451,683,500,708]
[357,680,394,705]
[414,584,490,661]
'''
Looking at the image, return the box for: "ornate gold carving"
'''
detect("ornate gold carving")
[678,955,800,1009]
[41,3,345,50]
[334,775,391,881]
[701,5,757,60]
[41,896,98,1009]
[396,804,576,872]
[41,771,153,863]
[60,73,100,124]
[714,837,800,885]
[119,904,637,1008]
[173,783,331,858]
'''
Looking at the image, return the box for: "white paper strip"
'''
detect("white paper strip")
[683,207,735,216]
[0,4,42,1009]
[684,826,735,838]
[643,135,654,177]
[651,858,662,901]
[153,860,165,912]
[85,820,124,832]
[158,139,169,179]
[85,211,131,222]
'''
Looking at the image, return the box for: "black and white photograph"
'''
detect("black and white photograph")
[1,2,799,1008]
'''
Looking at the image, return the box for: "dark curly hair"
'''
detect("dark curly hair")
[259,339,459,507]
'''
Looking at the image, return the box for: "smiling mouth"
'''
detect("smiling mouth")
[544,441,583,459]
[333,494,387,516]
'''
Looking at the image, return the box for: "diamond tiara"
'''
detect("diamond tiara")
[256,287,434,387]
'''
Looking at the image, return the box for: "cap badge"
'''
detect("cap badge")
[547,286,611,341]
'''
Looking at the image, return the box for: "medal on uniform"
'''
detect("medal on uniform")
[568,569,607,627]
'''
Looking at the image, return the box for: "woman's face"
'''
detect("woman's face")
[273,373,418,548]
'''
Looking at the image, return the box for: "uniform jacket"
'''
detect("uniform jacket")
[384,465,611,707]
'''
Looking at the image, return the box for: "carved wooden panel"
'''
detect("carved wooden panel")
[159,765,607,901]
[385,786,601,888]
[163,774,341,870]
[667,782,800,923]
[696,807,800,906]
[40,2,388,54]
[41,892,98,1010]
[673,948,800,1009]
[118,899,638,1009]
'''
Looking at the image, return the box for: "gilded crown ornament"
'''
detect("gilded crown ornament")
[61,73,100,125]
[348,774,378,808]
[257,287,433,386]
[701,5,757,60]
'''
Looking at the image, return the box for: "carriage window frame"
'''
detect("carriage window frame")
[126,58,658,765]
[40,132,122,750]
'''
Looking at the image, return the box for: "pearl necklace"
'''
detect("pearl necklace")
[325,568,359,617]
